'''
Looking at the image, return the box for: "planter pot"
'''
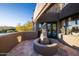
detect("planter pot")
[33,38,59,56]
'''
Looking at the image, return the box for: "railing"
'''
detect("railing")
[0,32,37,55]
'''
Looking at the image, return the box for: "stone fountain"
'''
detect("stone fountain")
[39,23,49,44]
[33,23,59,56]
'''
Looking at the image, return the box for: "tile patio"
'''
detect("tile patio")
[7,39,79,56]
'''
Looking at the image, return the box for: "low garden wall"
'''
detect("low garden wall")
[0,32,37,54]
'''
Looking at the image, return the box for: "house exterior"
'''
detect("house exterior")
[33,3,79,48]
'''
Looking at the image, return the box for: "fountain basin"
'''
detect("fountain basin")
[33,38,59,56]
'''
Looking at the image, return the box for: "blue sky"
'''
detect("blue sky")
[0,3,36,27]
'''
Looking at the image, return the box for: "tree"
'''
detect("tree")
[24,21,33,32]
[16,25,26,32]
[16,21,33,32]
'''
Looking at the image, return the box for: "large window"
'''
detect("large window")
[60,14,79,35]
[67,15,79,35]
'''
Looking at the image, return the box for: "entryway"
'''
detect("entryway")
[38,22,57,38]
[47,22,57,38]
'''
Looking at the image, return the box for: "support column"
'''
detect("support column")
[33,22,39,37]
[65,18,68,35]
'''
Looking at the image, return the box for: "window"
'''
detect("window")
[67,15,79,35]
[39,24,42,29]
[77,19,79,25]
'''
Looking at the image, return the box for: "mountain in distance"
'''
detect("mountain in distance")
[0,26,15,31]
[0,26,16,33]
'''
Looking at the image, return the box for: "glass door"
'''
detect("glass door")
[47,23,51,38]
[47,22,57,38]
[51,23,57,38]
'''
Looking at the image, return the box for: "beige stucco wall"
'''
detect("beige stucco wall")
[33,3,69,23]
[34,3,61,23]
[0,32,37,54]
[63,35,79,47]
[46,3,60,13]
[33,3,46,21]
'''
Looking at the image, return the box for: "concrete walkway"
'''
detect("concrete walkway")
[7,39,79,56]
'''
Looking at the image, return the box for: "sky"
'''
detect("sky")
[0,3,36,27]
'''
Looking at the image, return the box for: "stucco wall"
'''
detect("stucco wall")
[23,32,38,40]
[33,3,46,20]
[59,34,79,48]
[0,32,37,54]
[63,35,79,47]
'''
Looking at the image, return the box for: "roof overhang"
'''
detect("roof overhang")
[37,12,60,23]
[60,3,79,19]
[33,3,52,23]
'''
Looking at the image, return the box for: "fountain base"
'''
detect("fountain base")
[33,38,59,56]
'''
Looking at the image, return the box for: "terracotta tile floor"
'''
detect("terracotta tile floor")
[7,39,79,56]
